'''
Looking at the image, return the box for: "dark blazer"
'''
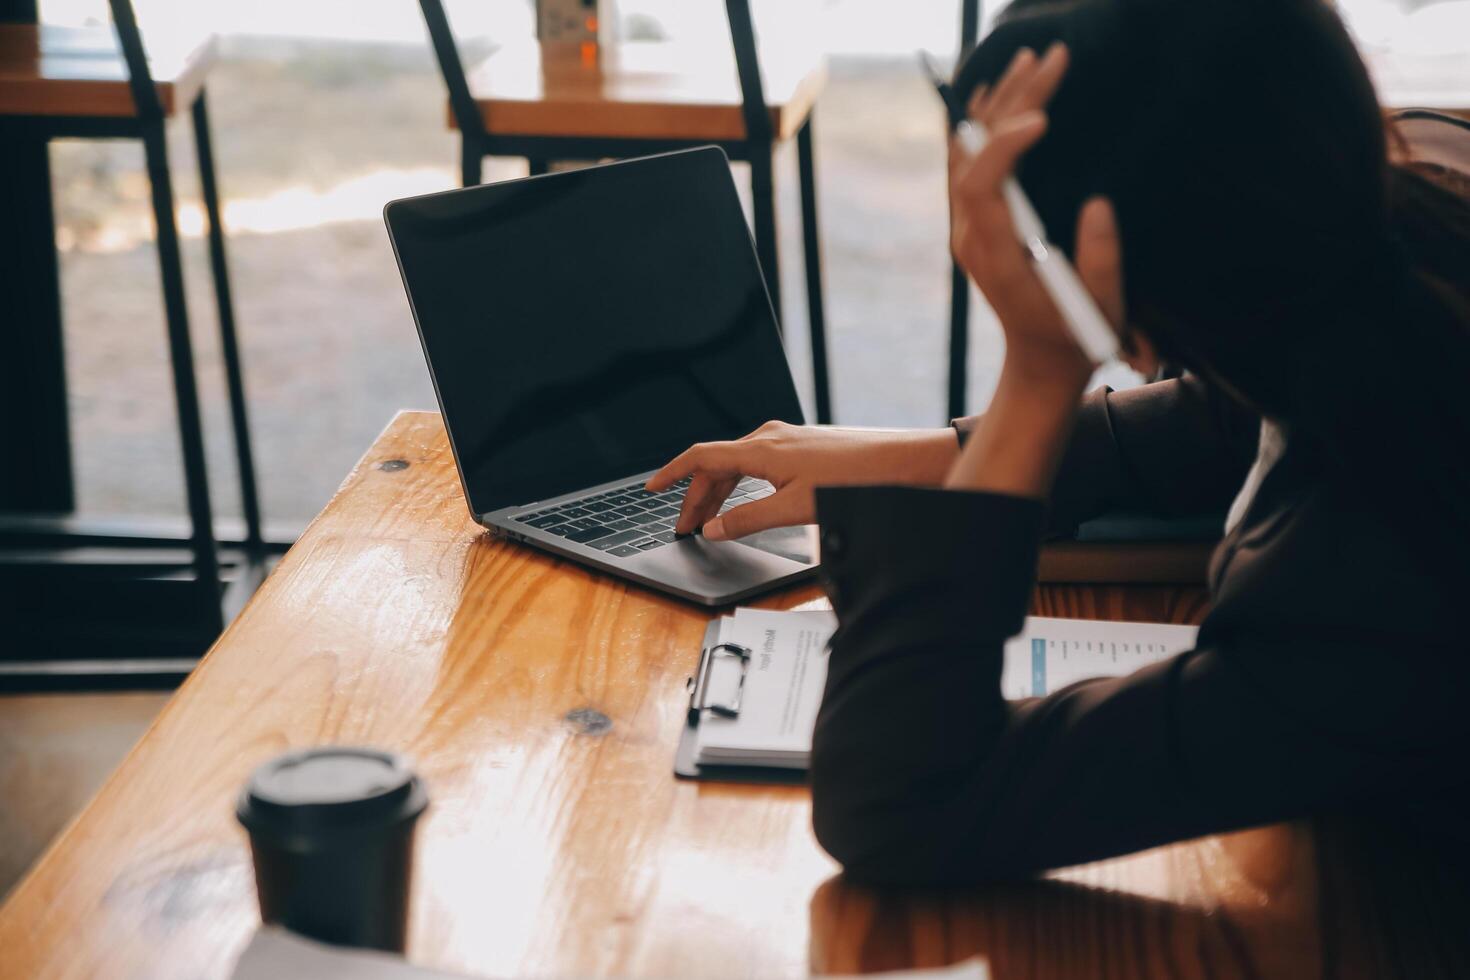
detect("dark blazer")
[808,375,1466,884]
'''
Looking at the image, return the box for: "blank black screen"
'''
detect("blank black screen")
[387,148,803,514]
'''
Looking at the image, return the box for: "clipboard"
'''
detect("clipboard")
[673,620,808,784]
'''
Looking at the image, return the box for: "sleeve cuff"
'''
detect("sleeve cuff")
[815,485,1045,643]
[1046,385,1127,534]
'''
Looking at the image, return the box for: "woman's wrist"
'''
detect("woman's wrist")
[943,361,1084,498]
[892,428,965,484]
[999,344,1094,399]
[826,426,961,486]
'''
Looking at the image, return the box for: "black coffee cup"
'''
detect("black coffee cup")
[237,746,429,952]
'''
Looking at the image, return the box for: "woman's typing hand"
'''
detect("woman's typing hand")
[646,422,960,540]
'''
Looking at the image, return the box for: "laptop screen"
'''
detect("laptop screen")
[386,148,804,515]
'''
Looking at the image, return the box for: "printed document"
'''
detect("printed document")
[998,616,1198,699]
[690,610,1198,770]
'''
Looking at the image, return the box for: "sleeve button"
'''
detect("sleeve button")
[821,529,845,559]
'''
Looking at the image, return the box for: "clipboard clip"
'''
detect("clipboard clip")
[686,642,752,723]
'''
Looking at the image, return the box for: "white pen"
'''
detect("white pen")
[955,119,1121,364]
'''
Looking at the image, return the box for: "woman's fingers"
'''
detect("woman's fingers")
[649,433,776,533]
[973,43,1068,127]
[1073,196,1125,326]
[951,112,1050,280]
[1017,42,1068,115]
[646,441,741,491]
[645,451,691,492]
[954,110,1048,196]
[949,110,1048,223]
[703,488,805,541]
[964,83,988,121]
[983,47,1035,121]
[675,473,738,535]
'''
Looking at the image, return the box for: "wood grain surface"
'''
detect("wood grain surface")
[0,24,214,119]
[1,411,1463,979]
[462,40,826,142]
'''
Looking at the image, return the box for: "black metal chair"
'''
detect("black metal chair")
[947,0,982,421]
[0,0,271,688]
[417,0,835,423]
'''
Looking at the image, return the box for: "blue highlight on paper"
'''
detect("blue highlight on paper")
[1001,617,1201,701]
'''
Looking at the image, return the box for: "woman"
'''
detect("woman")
[648,0,1470,883]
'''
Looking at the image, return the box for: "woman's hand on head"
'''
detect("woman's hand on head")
[942,43,1128,501]
[646,422,961,540]
[949,42,1125,398]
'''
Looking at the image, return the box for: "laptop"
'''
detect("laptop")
[384,146,819,606]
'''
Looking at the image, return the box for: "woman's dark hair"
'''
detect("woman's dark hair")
[954,0,1470,579]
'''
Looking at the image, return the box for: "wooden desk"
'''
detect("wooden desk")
[2,411,1465,978]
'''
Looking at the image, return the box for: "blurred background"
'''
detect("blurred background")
[34,0,1469,532]
[38,0,1102,535]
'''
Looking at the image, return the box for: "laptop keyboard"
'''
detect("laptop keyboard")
[513,477,775,558]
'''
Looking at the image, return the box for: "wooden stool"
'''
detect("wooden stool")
[0,3,267,687]
[420,0,835,423]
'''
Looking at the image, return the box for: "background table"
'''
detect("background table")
[1,411,1465,979]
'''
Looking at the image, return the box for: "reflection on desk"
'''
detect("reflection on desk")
[811,816,1470,978]
[0,411,1463,979]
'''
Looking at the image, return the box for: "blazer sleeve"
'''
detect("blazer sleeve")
[953,375,1259,532]
[808,485,1460,885]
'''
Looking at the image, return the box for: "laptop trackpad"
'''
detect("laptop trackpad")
[733,524,818,566]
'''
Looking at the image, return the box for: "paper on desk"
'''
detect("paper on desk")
[692,610,1197,767]
[233,925,991,979]
[998,616,1198,699]
[694,607,837,768]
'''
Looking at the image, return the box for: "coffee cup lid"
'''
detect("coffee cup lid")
[237,746,428,846]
